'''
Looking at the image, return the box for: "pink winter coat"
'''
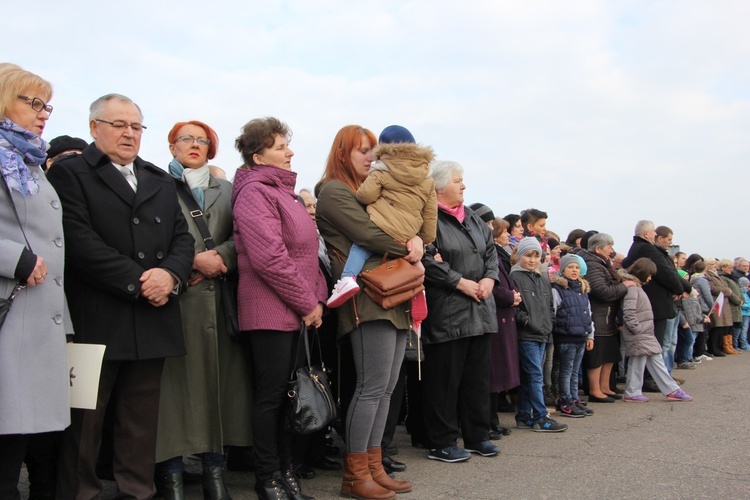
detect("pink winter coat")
[232,165,327,332]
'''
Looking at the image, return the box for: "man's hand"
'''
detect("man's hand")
[404,236,424,263]
[140,268,176,307]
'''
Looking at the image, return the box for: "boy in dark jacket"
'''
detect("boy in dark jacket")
[510,238,567,433]
[551,255,595,418]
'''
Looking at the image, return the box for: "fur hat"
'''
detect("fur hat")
[559,254,580,274]
[47,135,88,159]
[379,125,415,144]
[469,203,495,224]
[516,237,542,259]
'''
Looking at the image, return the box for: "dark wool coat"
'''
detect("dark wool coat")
[422,207,498,345]
[48,144,194,360]
[580,249,628,337]
[621,236,691,320]
[490,244,520,392]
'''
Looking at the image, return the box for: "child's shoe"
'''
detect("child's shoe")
[531,416,568,433]
[558,403,586,418]
[624,394,649,403]
[666,389,693,402]
[326,277,360,308]
[573,400,594,415]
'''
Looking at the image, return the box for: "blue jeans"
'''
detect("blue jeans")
[342,243,372,278]
[662,316,678,373]
[516,340,547,423]
[675,326,696,363]
[740,316,750,349]
[732,322,743,349]
[556,342,585,404]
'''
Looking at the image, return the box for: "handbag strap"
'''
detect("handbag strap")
[175,180,216,251]
[293,323,326,374]
[0,173,33,252]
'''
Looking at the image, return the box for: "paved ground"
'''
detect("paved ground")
[19,353,750,499]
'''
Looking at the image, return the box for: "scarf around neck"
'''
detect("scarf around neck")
[0,119,47,197]
[169,158,209,209]
[438,201,465,223]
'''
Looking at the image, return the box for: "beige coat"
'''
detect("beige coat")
[356,142,437,244]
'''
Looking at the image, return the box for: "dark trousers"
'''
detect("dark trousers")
[57,358,164,500]
[244,329,299,482]
[24,431,62,500]
[422,334,491,449]
[404,361,427,447]
[653,318,667,347]
[0,434,30,500]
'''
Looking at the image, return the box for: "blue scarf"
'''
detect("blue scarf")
[168,158,205,209]
[0,119,47,197]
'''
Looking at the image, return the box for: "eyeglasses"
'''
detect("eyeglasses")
[17,95,53,115]
[176,135,210,146]
[95,119,147,133]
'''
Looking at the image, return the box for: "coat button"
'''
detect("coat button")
[208,285,215,291]
[156,251,164,259]
[501,318,506,323]
[127,284,136,292]
[133,217,140,224]
[55,276,63,286]
[53,314,63,325]
[206,213,211,219]
[473,249,478,253]
[54,237,63,247]
[137,252,145,259]
[51,200,60,209]
[155,216,161,223]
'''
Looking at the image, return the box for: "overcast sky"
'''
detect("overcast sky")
[7,0,749,259]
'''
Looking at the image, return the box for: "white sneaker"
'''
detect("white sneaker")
[326,276,360,308]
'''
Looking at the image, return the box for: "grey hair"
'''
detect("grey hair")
[588,233,615,252]
[634,220,654,237]
[89,93,143,121]
[429,160,463,191]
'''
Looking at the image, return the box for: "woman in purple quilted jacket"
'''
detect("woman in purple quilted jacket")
[232,117,327,500]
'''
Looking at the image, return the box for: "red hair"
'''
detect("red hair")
[320,125,377,193]
[167,120,219,160]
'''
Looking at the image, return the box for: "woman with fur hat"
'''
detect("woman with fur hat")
[326,125,436,308]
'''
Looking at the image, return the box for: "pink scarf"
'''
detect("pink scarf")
[438,201,465,223]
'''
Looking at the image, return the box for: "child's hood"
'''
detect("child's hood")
[550,274,590,293]
[371,142,434,186]
[618,269,642,287]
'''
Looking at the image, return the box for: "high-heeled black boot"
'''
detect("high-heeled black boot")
[159,472,185,500]
[255,471,289,500]
[202,465,232,500]
[281,469,314,500]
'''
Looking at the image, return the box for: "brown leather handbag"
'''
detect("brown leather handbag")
[359,255,425,309]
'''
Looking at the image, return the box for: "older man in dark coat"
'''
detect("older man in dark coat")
[621,221,691,373]
[48,93,193,499]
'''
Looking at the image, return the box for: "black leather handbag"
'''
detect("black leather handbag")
[286,324,337,435]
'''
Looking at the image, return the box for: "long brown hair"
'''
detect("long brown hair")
[320,125,377,193]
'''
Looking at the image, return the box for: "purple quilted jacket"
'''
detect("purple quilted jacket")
[232,165,327,332]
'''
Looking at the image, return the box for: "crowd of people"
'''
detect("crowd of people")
[2,63,747,500]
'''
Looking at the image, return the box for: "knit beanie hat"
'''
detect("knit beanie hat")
[559,254,580,274]
[516,237,542,259]
[575,254,588,276]
[739,277,749,287]
[580,230,599,252]
[379,125,415,144]
[547,238,560,251]
[469,203,495,224]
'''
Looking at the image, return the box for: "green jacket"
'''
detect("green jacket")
[315,180,412,337]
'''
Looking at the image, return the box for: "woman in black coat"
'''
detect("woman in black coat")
[421,161,499,462]
[580,233,634,402]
